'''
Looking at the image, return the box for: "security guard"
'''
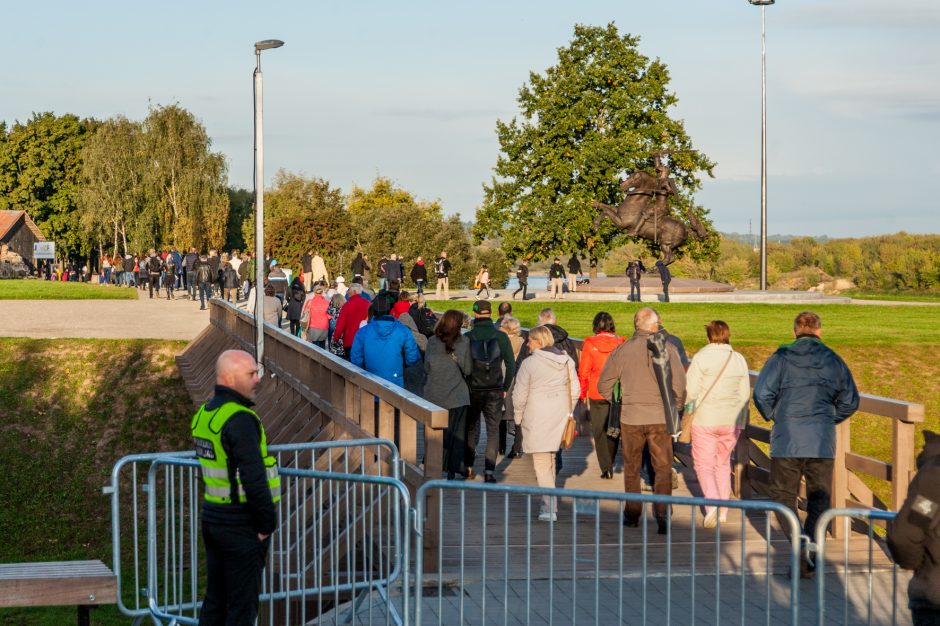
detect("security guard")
[191,349,279,625]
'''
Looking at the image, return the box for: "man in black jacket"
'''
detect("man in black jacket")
[513,260,528,300]
[655,260,671,303]
[465,299,516,482]
[192,350,277,625]
[888,431,940,624]
[627,260,646,302]
[434,251,451,300]
[548,258,566,299]
[410,257,427,294]
[183,247,199,300]
[147,250,163,299]
[567,254,582,293]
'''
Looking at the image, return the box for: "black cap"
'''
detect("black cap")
[473,300,492,314]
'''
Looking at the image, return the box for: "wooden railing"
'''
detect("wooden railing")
[176,300,449,564]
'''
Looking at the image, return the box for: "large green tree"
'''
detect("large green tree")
[246,170,351,273]
[143,104,229,251]
[77,116,148,257]
[346,177,482,288]
[474,23,718,273]
[0,112,98,257]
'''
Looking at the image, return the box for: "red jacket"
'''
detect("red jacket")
[332,294,370,348]
[578,332,625,400]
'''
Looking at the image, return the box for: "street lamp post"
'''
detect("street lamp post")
[749,0,773,290]
[253,39,284,374]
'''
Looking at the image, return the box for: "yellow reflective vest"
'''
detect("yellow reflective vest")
[191,401,280,504]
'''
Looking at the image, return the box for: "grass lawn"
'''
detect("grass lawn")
[845,291,940,303]
[0,279,138,300]
[0,338,191,625]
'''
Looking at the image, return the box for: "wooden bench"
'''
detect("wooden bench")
[0,560,116,625]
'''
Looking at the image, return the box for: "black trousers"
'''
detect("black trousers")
[589,400,620,474]
[467,390,504,473]
[662,280,670,302]
[199,522,270,626]
[629,280,641,302]
[769,457,834,539]
[443,405,470,475]
[148,274,161,298]
[513,282,527,300]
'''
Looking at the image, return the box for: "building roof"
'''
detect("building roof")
[0,210,46,242]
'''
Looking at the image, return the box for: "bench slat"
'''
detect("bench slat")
[0,560,116,608]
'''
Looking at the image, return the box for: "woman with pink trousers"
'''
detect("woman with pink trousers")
[686,321,751,528]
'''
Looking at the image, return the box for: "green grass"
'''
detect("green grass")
[0,338,191,625]
[845,291,940,303]
[425,300,940,348]
[0,280,138,300]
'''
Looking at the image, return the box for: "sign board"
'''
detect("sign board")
[33,242,55,260]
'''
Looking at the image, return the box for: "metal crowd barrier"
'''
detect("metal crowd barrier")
[815,508,904,626]
[413,480,804,626]
[106,439,401,624]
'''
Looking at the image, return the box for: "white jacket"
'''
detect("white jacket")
[512,348,580,453]
[685,343,750,428]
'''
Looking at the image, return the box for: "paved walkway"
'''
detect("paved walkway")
[0,289,213,340]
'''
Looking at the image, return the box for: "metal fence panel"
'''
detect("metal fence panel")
[413,480,803,626]
[814,508,907,626]
[106,439,400,623]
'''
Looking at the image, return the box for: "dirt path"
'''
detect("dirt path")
[0,292,215,340]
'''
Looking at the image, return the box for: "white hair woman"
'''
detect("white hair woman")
[512,325,580,521]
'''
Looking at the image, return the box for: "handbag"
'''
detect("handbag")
[679,351,734,444]
[559,365,577,449]
[606,381,622,438]
[329,337,346,357]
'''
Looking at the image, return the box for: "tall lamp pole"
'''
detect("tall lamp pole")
[253,39,284,374]
[749,0,773,290]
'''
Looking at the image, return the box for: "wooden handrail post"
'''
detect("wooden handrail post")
[893,419,916,512]
[831,419,850,539]
[423,427,445,574]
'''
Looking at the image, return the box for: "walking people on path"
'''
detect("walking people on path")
[332,283,370,358]
[567,254,582,293]
[410,257,427,295]
[350,292,421,388]
[465,299,516,483]
[627,260,646,302]
[656,260,671,303]
[512,325,580,521]
[684,320,751,528]
[434,251,451,300]
[548,258,566,299]
[513,260,528,300]
[475,265,491,299]
[754,310,859,578]
[300,284,331,348]
[597,307,686,535]
[578,312,624,480]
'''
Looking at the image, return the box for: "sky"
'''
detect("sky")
[5,0,939,238]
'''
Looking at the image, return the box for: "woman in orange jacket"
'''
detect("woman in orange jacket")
[578,312,625,479]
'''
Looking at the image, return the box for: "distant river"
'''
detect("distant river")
[503,273,607,291]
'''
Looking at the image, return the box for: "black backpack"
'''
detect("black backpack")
[468,336,504,391]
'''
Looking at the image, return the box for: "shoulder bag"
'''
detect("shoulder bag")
[605,381,622,438]
[679,351,733,444]
[559,364,578,449]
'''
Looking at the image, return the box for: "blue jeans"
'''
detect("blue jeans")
[198,283,211,308]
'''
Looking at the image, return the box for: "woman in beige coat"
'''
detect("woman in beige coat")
[512,326,580,521]
[685,320,751,527]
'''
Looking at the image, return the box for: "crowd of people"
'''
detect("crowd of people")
[291,289,859,579]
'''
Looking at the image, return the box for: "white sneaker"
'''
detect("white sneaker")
[719,509,729,523]
[538,511,557,522]
[703,507,718,529]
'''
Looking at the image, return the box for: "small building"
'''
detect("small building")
[0,210,46,255]
[0,210,46,273]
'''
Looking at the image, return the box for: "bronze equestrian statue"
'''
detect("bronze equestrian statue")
[592,157,707,265]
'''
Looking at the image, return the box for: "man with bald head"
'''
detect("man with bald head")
[598,307,686,534]
[191,350,280,625]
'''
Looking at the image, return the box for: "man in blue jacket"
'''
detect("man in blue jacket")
[754,311,859,578]
[350,292,421,387]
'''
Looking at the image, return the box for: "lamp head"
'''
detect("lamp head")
[255,39,285,51]
[748,0,775,5]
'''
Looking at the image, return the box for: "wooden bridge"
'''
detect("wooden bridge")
[176,300,923,623]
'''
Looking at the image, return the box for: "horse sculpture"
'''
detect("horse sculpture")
[592,169,708,265]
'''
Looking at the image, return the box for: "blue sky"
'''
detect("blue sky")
[5,0,939,237]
